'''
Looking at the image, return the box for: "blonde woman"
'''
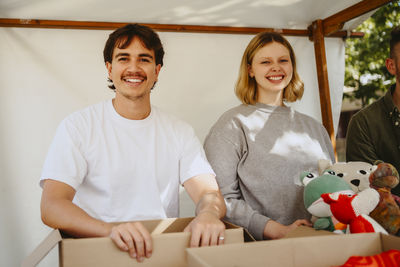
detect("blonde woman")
[204,32,335,240]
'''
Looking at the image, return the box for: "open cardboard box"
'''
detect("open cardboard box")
[22,217,245,267]
[187,226,400,267]
[283,225,334,239]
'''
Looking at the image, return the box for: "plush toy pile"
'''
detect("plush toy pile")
[302,160,400,236]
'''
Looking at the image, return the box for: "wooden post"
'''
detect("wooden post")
[311,19,337,159]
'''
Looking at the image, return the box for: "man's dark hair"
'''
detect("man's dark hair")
[390,26,400,59]
[103,24,164,90]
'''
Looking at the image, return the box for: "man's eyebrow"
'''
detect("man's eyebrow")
[114,52,154,59]
[138,53,154,59]
[114,52,130,58]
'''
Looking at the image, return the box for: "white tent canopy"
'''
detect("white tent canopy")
[0,0,369,28]
[0,1,384,266]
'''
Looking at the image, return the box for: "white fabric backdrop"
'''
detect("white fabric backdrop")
[0,27,344,266]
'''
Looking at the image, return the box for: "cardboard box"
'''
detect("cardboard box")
[283,225,334,239]
[187,229,400,267]
[22,217,244,267]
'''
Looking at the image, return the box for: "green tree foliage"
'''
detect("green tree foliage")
[344,1,400,107]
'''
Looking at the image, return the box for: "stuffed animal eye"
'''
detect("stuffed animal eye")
[337,173,344,177]
[327,170,336,175]
[306,173,314,178]
[358,170,367,175]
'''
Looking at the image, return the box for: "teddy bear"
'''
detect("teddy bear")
[318,159,375,193]
[300,170,353,232]
[368,161,400,236]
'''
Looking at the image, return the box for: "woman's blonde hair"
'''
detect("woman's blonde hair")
[235,31,304,105]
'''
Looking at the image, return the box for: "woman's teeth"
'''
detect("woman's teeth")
[268,76,283,80]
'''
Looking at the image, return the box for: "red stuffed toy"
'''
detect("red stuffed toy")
[337,249,400,267]
[321,188,388,234]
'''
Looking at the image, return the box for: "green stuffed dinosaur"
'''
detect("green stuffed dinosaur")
[300,170,353,232]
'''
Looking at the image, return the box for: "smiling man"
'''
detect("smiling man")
[40,24,226,263]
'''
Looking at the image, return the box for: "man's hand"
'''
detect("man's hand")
[263,219,312,240]
[110,222,153,262]
[184,211,226,247]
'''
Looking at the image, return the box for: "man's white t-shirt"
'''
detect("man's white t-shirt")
[40,100,214,222]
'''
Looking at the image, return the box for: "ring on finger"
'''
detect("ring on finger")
[219,236,225,240]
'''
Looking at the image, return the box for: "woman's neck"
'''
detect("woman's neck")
[256,90,284,106]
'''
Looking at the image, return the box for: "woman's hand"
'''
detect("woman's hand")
[263,219,312,239]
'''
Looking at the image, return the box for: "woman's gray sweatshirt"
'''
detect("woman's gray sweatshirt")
[204,103,335,240]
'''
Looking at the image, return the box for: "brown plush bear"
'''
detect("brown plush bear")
[369,161,400,236]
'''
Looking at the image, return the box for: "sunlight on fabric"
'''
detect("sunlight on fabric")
[173,6,195,17]
[249,0,302,7]
[172,0,245,17]
[237,113,266,142]
[270,131,325,157]
[199,0,244,14]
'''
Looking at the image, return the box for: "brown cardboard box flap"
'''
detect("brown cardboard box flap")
[187,232,400,267]
[23,217,244,267]
[60,232,190,267]
[382,233,400,251]
[284,225,334,239]
[21,229,62,267]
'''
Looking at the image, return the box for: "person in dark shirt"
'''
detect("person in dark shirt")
[346,27,400,196]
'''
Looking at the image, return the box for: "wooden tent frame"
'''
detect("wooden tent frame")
[0,0,393,156]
